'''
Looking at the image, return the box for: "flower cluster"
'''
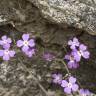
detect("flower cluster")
[65,37,90,69]
[52,74,91,95]
[52,37,91,95]
[0,34,35,61]
[17,34,35,57]
[0,35,15,61]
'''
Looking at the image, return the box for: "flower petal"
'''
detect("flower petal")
[61,80,68,88]
[82,51,90,59]
[75,55,81,62]
[79,89,91,95]
[73,38,79,46]
[52,74,57,78]
[68,61,79,69]
[43,53,55,61]
[1,35,7,40]
[3,55,10,61]
[3,44,10,49]
[25,49,35,57]
[70,45,76,49]
[64,55,70,60]
[69,76,76,84]
[67,61,74,69]
[17,40,23,47]
[72,51,81,62]
[79,44,87,51]
[73,63,79,69]
[68,40,72,45]
[79,89,85,94]
[7,38,12,43]
[73,37,78,42]
[22,34,29,40]
[28,39,35,47]
[22,46,29,52]
[0,50,4,56]
[72,84,79,92]
[64,87,71,94]
[53,79,62,84]
[9,51,15,57]
[85,89,91,95]
[52,73,62,84]
[0,40,3,45]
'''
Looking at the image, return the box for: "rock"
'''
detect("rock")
[0,0,80,46]
[0,57,47,96]
[0,0,96,95]
[0,0,95,49]
[27,0,96,35]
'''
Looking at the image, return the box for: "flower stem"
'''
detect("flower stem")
[55,58,71,75]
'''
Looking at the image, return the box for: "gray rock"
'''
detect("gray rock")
[0,0,96,95]
[27,0,96,35]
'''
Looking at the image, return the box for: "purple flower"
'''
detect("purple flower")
[72,44,90,62]
[61,76,79,94]
[52,73,62,84]
[43,53,55,61]
[0,35,12,48]
[17,34,35,52]
[65,54,79,69]
[68,37,80,49]
[79,89,91,96]
[0,49,15,61]
[24,49,35,57]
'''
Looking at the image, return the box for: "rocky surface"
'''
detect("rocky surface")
[0,0,95,96]
[1,0,96,35]
[27,0,96,35]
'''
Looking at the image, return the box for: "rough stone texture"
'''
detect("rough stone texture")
[0,0,95,96]
[0,0,82,46]
[0,54,55,96]
[0,61,41,96]
[27,0,96,35]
